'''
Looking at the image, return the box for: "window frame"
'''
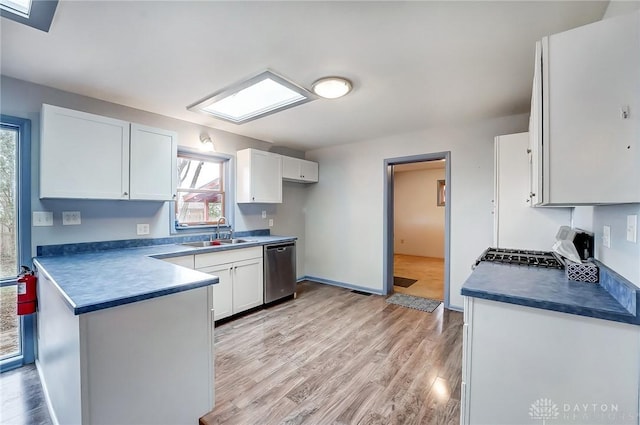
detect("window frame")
[0,114,34,372]
[173,148,234,232]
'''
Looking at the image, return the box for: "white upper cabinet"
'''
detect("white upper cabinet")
[530,11,640,205]
[129,124,177,201]
[282,156,319,183]
[236,148,282,203]
[41,104,130,199]
[40,104,178,201]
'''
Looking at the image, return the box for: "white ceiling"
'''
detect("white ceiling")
[0,1,608,151]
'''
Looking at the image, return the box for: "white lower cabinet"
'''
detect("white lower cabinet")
[194,247,263,320]
[231,257,264,313]
[37,272,214,425]
[461,297,640,425]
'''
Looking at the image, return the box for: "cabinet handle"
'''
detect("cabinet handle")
[526,149,532,154]
[123,192,128,196]
[529,192,535,198]
[172,194,176,198]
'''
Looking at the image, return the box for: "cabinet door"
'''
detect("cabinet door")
[282,156,300,180]
[495,133,570,250]
[282,157,319,183]
[236,149,282,203]
[300,160,318,182]
[161,255,194,269]
[199,264,233,320]
[528,41,543,206]
[40,104,130,199]
[129,124,177,201]
[251,150,282,203]
[545,11,640,204]
[232,257,264,314]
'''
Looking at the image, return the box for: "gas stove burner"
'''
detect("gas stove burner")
[476,247,565,269]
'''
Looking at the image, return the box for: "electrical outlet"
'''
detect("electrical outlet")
[627,215,637,243]
[62,211,81,225]
[268,219,274,227]
[262,210,267,219]
[137,224,150,235]
[603,225,611,248]
[33,211,53,227]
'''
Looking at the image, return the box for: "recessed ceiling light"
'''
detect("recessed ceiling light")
[188,70,314,124]
[312,77,353,99]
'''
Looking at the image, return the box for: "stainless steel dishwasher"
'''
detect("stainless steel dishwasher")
[264,242,296,303]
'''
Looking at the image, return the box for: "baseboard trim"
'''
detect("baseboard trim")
[35,359,61,425]
[447,304,464,312]
[300,276,385,296]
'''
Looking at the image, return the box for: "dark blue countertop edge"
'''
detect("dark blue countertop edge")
[460,287,639,325]
[34,259,219,315]
[34,234,296,316]
[461,261,640,326]
[36,229,272,257]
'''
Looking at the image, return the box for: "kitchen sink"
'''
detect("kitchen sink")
[181,239,253,248]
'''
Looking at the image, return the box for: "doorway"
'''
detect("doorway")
[383,152,451,309]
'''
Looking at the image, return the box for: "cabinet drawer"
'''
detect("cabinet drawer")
[195,246,262,269]
[162,255,194,269]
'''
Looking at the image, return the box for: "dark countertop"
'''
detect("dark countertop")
[461,262,640,325]
[34,236,296,316]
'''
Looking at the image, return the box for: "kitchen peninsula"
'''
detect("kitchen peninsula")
[34,244,218,425]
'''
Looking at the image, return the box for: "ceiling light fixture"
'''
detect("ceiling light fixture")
[188,70,314,124]
[311,77,353,99]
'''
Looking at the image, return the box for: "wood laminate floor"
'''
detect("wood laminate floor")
[393,254,445,301]
[0,364,52,425]
[202,281,463,425]
[1,281,462,425]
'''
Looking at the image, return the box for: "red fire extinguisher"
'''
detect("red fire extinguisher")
[17,266,37,315]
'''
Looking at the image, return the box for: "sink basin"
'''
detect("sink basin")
[217,238,252,244]
[181,239,252,248]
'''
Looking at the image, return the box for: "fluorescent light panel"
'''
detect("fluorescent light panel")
[0,0,31,17]
[189,70,314,124]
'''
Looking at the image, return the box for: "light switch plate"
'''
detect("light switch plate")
[603,225,611,248]
[33,211,53,227]
[627,215,637,243]
[268,219,274,227]
[62,211,81,225]
[262,210,267,219]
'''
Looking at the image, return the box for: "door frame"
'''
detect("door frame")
[0,115,34,372]
[383,151,451,309]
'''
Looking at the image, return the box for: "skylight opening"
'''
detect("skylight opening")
[0,0,31,17]
[188,70,315,124]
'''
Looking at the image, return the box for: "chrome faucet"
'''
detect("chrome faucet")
[216,217,232,240]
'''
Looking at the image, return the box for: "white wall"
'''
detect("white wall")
[305,113,529,308]
[603,0,640,19]
[0,76,308,266]
[593,204,640,286]
[394,168,445,258]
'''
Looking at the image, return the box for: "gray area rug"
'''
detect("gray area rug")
[386,293,441,313]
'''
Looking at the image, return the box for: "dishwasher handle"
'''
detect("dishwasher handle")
[265,243,295,252]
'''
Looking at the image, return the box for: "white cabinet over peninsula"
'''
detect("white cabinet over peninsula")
[34,249,217,425]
